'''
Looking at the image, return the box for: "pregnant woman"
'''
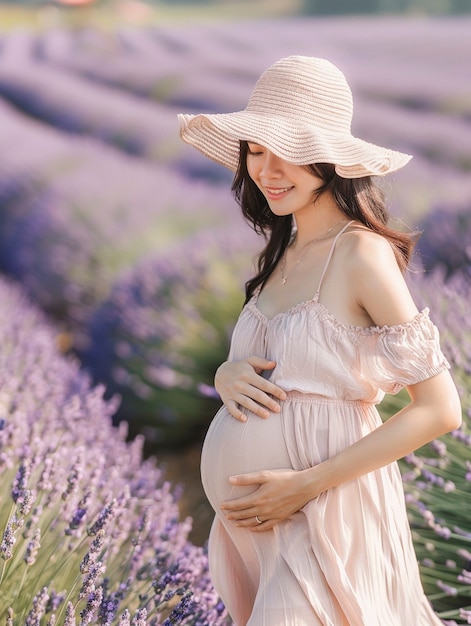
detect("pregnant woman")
[178,56,461,625]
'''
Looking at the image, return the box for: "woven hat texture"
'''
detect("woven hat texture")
[178,56,412,179]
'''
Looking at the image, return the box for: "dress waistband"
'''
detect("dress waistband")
[284,390,375,406]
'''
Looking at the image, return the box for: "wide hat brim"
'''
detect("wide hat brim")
[178,110,412,179]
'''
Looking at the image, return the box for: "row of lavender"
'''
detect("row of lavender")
[0,275,229,624]
[0,19,469,442]
[0,261,469,622]
[0,17,470,620]
[1,22,471,209]
[1,244,470,622]
[0,92,257,444]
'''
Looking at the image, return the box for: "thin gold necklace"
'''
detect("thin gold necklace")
[279,219,348,285]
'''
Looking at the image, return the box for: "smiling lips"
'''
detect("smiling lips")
[264,186,294,199]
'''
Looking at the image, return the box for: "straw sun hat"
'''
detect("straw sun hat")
[178,55,412,179]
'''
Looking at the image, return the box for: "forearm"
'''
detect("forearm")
[306,377,461,496]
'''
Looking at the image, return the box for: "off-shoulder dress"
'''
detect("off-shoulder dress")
[201,224,449,626]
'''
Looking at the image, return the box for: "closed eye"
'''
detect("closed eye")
[247,142,264,156]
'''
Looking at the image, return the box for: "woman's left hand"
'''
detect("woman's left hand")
[220,468,314,531]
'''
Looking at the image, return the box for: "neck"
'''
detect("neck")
[291,191,348,249]
[292,213,349,249]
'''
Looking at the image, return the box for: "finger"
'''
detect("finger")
[251,520,276,532]
[232,383,283,415]
[221,497,255,513]
[225,393,275,420]
[233,515,278,531]
[229,472,266,487]
[225,400,247,422]
[233,394,272,419]
[246,356,277,373]
[264,383,288,402]
[256,375,286,400]
[246,359,287,401]
[224,507,257,521]
[247,386,284,413]
[221,491,261,512]
[232,514,264,527]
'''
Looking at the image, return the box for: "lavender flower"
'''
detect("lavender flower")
[1,15,470,625]
[415,206,471,280]
[0,54,212,173]
[0,278,229,623]
[82,227,256,445]
[131,609,147,626]
[0,98,238,346]
[0,515,23,561]
[79,586,104,625]
[25,587,49,625]
[24,529,41,566]
[117,610,130,626]
[64,603,76,626]
[80,529,105,574]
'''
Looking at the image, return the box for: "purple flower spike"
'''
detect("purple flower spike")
[0,275,229,621]
[25,586,50,625]
[83,227,256,445]
[24,528,41,565]
[118,610,131,626]
[64,602,76,626]
[11,458,32,502]
[88,500,116,536]
[79,586,104,625]
[79,561,105,600]
[131,608,147,626]
[80,529,105,574]
[437,580,458,596]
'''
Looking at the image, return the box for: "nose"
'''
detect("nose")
[259,150,282,178]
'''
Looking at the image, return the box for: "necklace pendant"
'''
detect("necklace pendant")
[282,276,287,285]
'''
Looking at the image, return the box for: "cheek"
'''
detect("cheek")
[246,159,259,183]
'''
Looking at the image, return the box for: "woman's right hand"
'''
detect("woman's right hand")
[214,357,287,422]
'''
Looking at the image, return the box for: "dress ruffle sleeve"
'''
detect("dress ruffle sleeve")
[359,308,450,395]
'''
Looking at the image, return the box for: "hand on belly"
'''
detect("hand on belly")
[200,406,293,515]
[221,468,311,532]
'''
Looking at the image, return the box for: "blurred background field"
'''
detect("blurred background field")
[0,0,470,622]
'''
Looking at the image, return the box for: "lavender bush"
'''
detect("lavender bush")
[35,26,257,114]
[0,275,230,625]
[414,206,471,281]
[0,15,470,622]
[0,44,229,184]
[0,57,185,162]
[0,98,236,344]
[82,227,257,446]
[379,269,471,622]
[0,17,468,350]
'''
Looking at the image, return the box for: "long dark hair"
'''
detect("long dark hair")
[232,141,417,304]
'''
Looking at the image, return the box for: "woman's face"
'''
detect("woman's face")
[246,142,324,218]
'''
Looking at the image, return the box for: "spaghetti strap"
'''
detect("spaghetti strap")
[313,220,354,303]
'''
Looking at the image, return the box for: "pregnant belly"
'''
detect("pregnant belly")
[200,406,293,512]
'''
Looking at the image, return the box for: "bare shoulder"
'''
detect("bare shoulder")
[339,225,398,272]
[337,224,419,326]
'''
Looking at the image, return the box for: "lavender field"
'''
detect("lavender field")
[0,14,470,624]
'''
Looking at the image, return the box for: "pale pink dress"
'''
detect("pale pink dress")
[201,225,449,626]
